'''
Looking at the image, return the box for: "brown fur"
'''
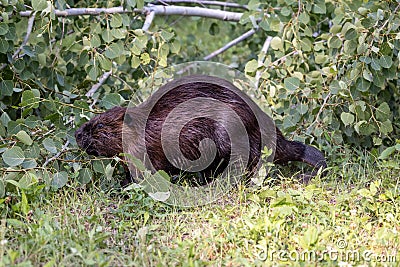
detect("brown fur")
[75,76,327,184]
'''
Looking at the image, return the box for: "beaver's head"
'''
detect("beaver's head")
[75,106,126,157]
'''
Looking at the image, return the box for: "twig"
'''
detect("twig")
[269,50,297,68]
[203,28,257,60]
[296,0,302,18]
[18,6,243,21]
[0,11,36,71]
[153,0,249,10]
[86,70,112,97]
[142,11,155,31]
[43,140,71,168]
[309,92,332,129]
[255,36,272,88]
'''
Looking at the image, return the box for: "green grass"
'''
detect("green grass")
[1,150,400,266]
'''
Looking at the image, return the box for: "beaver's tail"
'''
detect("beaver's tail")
[274,128,327,177]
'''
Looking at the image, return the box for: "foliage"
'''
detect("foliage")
[245,0,400,151]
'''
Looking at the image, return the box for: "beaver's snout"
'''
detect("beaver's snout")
[75,123,91,153]
[75,107,126,158]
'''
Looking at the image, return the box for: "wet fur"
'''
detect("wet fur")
[75,76,327,184]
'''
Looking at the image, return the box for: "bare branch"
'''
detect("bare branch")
[255,36,272,88]
[142,11,155,31]
[153,0,249,10]
[0,11,36,71]
[18,6,243,21]
[86,70,112,97]
[203,28,257,60]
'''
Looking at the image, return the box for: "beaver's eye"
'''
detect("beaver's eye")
[97,123,104,129]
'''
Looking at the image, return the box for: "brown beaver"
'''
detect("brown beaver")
[75,75,327,185]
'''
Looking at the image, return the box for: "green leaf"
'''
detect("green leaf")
[315,55,328,64]
[330,25,342,34]
[104,42,123,59]
[101,93,124,109]
[16,130,33,146]
[270,37,283,50]
[344,28,357,40]
[110,14,123,28]
[297,104,308,115]
[0,180,4,198]
[21,90,40,108]
[313,0,326,14]
[344,40,357,54]
[356,77,371,92]
[88,65,100,81]
[378,146,396,160]
[0,80,13,96]
[101,30,114,43]
[21,191,29,215]
[0,112,10,127]
[245,59,258,73]
[298,13,310,24]
[375,102,391,121]
[90,34,101,48]
[0,39,9,53]
[160,30,174,41]
[98,56,112,71]
[329,80,341,94]
[43,138,58,153]
[32,0,48,11]
[136,0,144,9]
[140,53,151,64]
[300,226,319,249]
[284,77,300,92]
[370,57,381,71]
[111,29,127,39]
[328,36,342,48]
[340,112,354,126]
[300,38,312,52]
[379,120,393,135]
[126,0,136,8]
[51,171,68,189]
[20,172,38,189]
[105,163,115,180]
[2,146,25,166]
[379,55,392,68]
[0,23,9,35]
[78,168,92,184]
[362,68,373,82]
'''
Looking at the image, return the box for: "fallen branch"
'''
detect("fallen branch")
[203,28,257,60]
[18,5,243,21]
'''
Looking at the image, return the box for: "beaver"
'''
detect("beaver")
[75,75,327,185]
